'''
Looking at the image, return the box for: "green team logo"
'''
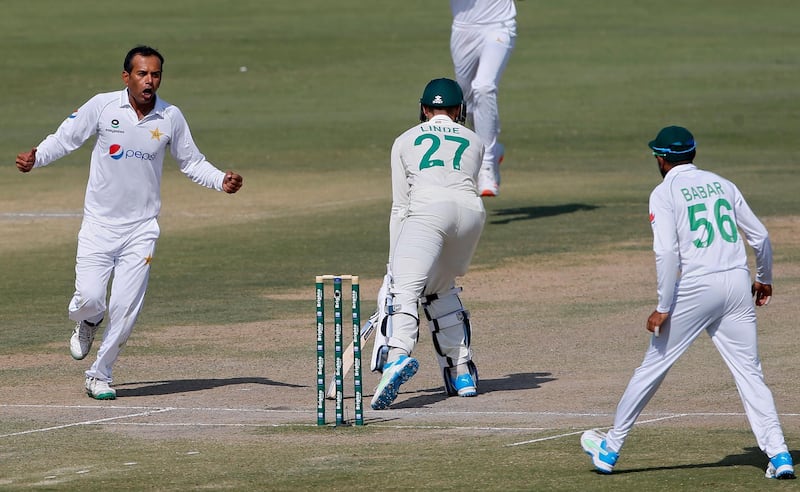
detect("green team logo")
[687,198,738,248]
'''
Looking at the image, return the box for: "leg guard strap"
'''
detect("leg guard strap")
[422,290,472,369]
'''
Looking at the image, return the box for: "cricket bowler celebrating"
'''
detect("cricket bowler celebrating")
[370,78,486,410]
[15,45,243,400]
[581,126,794,480]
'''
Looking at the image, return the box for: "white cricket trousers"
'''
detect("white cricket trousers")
[388,199,485,357]
[68,218,159,382]
[450,20,516,169]
[606,269,789,458]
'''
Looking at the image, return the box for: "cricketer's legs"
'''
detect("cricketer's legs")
[422,287,478,396]
[469,25,515,176]
[69,221,115,327]
[605,275,718,453]
[83,218,159,383]
[709,271,790,459]
[451,23,515,194]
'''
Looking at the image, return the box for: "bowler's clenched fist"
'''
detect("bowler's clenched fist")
[16,148,37,173]
[222,171,243,194]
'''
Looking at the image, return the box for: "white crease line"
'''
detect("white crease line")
[506,429,587,447]
[107,422,318,428]
[2,404,797,440]
[0,196,382,222]
[506,413,690,447]
[0,404,617,418]
[0,212,82,218]
[3,404,799,419]
[356,424,549,431]
[0,404,162,410]
[165,406,308,414]
[0,404,306,414]
[0,408,175,438]
[382,410,619,417]
[103,422,549,432]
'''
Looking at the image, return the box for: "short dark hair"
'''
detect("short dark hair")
[123,45,164,73]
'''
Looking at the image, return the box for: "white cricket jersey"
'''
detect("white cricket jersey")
[389,114,484,245]
[34,89,225,228]
[649,164,772,312]
[450,0,516,26]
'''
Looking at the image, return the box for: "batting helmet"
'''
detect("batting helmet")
[419,78,466,124]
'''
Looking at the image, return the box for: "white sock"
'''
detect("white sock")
[453,363,470,378]
[387,347,408,364]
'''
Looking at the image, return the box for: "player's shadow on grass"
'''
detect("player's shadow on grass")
[490,203,598,225]
[114,377,303,397]
[389,372,555,409]
[609,447,797,477]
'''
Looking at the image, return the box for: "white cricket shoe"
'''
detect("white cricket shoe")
[370,355,418,410]
[581,429,619,474]
[70,320,101,360]
[478,144,504,197]
[478,166,499,197]
[85,377,116,400]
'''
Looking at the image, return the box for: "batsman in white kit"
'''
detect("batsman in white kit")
[449,0,516,197]
[581,126,795,479]
[369,78,486,410]
[15,46,244,400]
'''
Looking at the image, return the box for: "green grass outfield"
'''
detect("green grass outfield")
[1,1,799,490]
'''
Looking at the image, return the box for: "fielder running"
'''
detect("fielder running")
[15,45,244,400]
[370,78,486,410]
[581,126,794,480]
[449,0,517,197]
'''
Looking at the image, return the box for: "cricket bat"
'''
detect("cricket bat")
[326,310,380,400]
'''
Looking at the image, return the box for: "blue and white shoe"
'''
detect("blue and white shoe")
[370,355,418,410]
[581,429,619,474]
[765,451,795,479]
[454,373,477,397]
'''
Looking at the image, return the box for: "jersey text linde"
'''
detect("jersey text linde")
[681,182,724,202]
[419,125,461,134]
